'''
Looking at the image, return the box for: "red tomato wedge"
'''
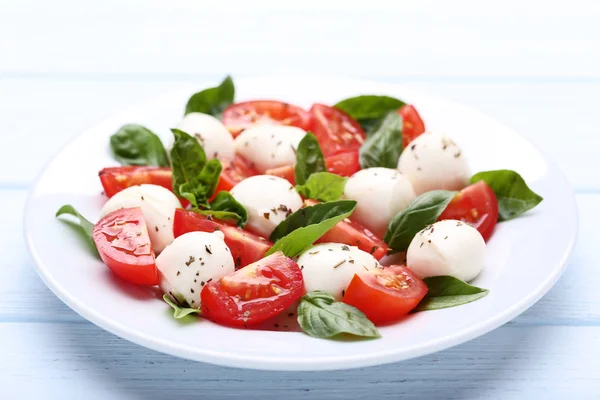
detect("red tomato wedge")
[398,104,426,148]
[92,207,159,285]
[265,150,361,185]
[99,167,173,198]
[437,181,499,241]
[201,252,304,327]
[173,209,272,269]
[304,200,388,260]
[222,100,312,136]
[215,154,258,193]
[309,104,366,156]
[343,265,427,325]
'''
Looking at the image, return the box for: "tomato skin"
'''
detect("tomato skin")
[438,181,498,241]
[309,104,366,156]
[215,154,259,193]
[265,150,361,185]
[201,252,304,327]
[398,105,426,149]
[343,265,427,325]
[222,100,312,136]
[99,167,173,198]
[92,207,159,286]
[304,200,388,260]
[173,209,272,269]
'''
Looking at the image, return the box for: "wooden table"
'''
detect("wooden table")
[1,1,598,398]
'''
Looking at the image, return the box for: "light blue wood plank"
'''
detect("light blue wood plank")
[3,188,597,326]
[0,322,598,399]
[0,79,599,189]
[1,1,599,78]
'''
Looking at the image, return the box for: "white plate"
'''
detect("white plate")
[24,76,577,371]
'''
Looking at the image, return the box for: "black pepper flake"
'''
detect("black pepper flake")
[276,140,282,146]
[201,281,205,286]
[290,144,297,154]
[236,257,242,268]
[417,167,422,171]
[155,226,159,232]
[206,214,214,221]
[341,245,350,251]
[205,245,212,254]
[342,290,346,297]
[300,265,304,270]
[362,265,369,271]
[309,251,319,255]
[201,262,205,266]
[185,255,195,266]
[214,226,220,231]
[444,236,448,240]
[411,144,416,150]
[263,212,270,219]
[176,271,181,276]
[413,153,419,160]
[193,279,197,283]
[348,259,355,264]
[454,151,461,158]
[271,134,275,139]
[370,246,377,254]
[141,196,145,201]
[420,242,424,248]
[428,239,431,243]
[274,323,279,328]
[283,325,289,328]
[244,141,249,147]
[207,278,213,283]
[288,313,294,317]
[328,249,333,252]
[191,300,195,304]
[190,288,195,293]
[196,271,200,276]
[289,186,294,191]
[332,259,346,269]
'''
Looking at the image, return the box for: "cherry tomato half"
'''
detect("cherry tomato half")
[437,181,499,241]
[398,104,426,149]
[92,207,159,285]
[201,252,304,327]
[173,209,272,269]
[309,104,366,156]
[343,265,428,325]
[222,100,312,136]
[99,167,173,198]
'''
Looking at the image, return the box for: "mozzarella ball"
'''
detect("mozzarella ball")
[234,125,306,173]
[100,184,181,254]
[157,231,235,308]
[177,112,235,161]
[398,131,470,195]
[343,168,416,237]
[297,243,382,301]
[406,219,486,282]
[230,175,303,238]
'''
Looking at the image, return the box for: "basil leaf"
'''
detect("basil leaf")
[334,95,405,135]
[109,124,169,167]
[267,200,357,258]
[471,170,543,221]
[359,112,403,169]
[295,172,347,202]
[297,291,380,339]
[171,129,222,208]
[203,191,248,227]
[55,205,99,257]
[184,75,235,117]
[414,276,489,311]
[385,190,456,253]
[295,133,326,185]
[163,294,201,319]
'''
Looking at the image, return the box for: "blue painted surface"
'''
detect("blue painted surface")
[1,1,599,398]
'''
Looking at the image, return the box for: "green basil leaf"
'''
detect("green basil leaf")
[295,132,326,185]
[295,172,347,202]
[170,128,222,208]
[334,95,405,135]
[109,124,169,167]
[163,294,202,319]
[385,190,456,253]
[55,205,99,257]
[184,75,235,117]
[471,170,543,221]
[414,276,489,311]
[204,191,248,227]
[267,200,357,258]
[297,291,380,339]
[359,112,403,169]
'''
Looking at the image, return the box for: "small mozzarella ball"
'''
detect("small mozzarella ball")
[234,125,306,173]
[100,184,182,254]
[406,219,486,282]
[230,175,303,238]
[398,131,470,195]
[177,112,235,161]
[298,243,382,301]
[157,231,235,308]
[343,168,416,237]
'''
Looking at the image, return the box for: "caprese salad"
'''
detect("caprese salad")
[56,76,543,339]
